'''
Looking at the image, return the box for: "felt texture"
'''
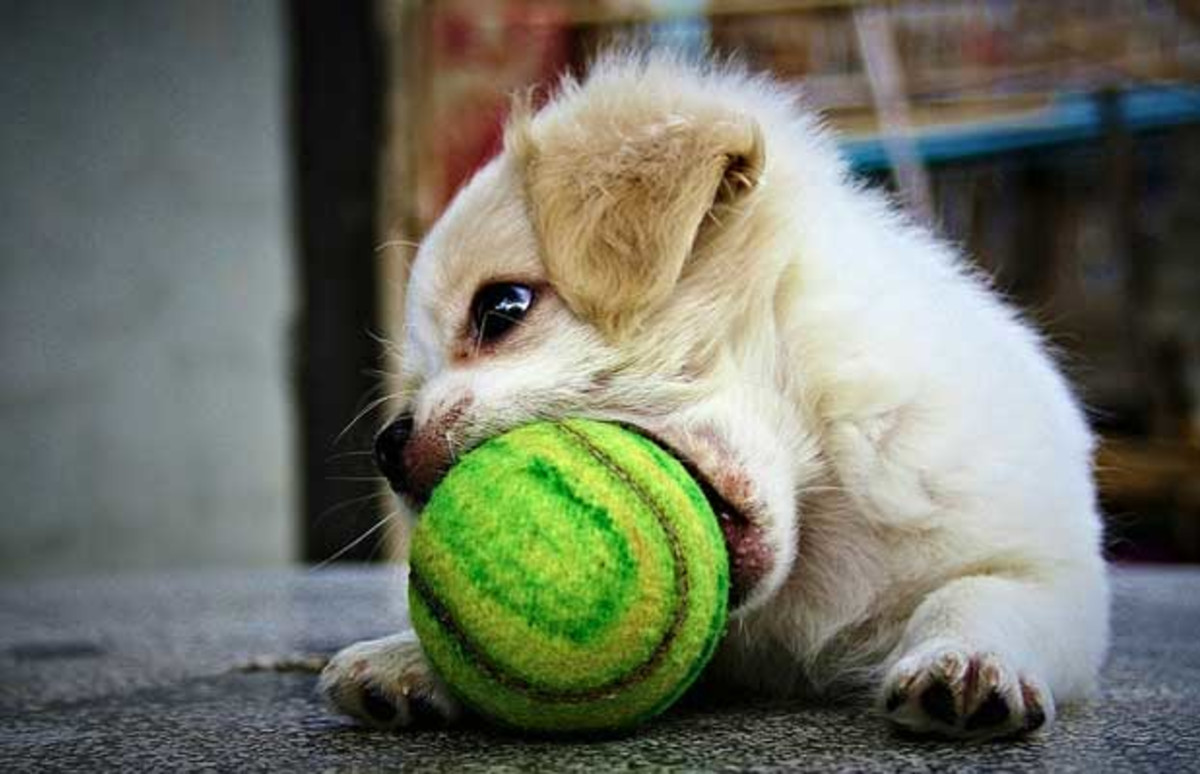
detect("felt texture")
[408,418,729,732]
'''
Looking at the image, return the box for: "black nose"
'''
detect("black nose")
[374,417,413,493]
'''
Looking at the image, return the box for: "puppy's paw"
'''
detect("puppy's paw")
[880,641,1053,740]
[319,632,461,729]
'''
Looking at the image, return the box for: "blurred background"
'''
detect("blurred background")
[2,0,1198,580]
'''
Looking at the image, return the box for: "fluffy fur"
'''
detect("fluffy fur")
[320,52,1110,740]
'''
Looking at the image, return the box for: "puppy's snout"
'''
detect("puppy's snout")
[374,417,414,494]
[375,398,470,507]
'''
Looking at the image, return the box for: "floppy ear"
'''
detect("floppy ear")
[511,110,763,338]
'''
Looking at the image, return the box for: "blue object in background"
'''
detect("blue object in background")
[843,87,1200,171]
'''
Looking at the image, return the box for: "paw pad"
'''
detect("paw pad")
[881,646,1052,739]
[318,635,462,730]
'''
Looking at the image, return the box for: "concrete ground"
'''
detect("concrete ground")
[1,565,1198,772]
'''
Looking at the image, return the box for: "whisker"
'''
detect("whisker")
[313,491,391,524]
[311,510,402,571]
[374,239,420,253]
[364,368,401,382]
[366,524,395,562]
[367,330,406,359]
[325,450,376,462]
[472,311,529,357]
[472,316,487,357]
[333,393,397,447]
[444,429,459,467]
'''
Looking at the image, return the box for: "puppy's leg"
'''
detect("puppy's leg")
[319,631,461,729]
[881,572,1106,740]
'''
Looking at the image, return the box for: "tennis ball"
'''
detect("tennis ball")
[407,418,729,733]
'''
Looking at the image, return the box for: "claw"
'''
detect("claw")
[882,645,1053,740]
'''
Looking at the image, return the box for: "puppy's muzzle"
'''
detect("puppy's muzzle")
[374,415,456,507]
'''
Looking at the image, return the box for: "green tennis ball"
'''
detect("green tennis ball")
[407,418,729,733]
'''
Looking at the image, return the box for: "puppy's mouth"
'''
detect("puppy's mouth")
[690,464,773,612]
[624,425,774,612]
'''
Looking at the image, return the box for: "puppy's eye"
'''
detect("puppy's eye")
[469,283,535,344]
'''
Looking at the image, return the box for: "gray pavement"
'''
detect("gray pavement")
[2,565,1198,772]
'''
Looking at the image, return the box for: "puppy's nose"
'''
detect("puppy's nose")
[374,417,414,493]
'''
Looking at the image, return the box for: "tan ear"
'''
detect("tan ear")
[512,110,763,338]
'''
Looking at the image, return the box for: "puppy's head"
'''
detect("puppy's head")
[378,56,820,615]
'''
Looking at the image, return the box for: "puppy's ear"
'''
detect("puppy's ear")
[510,106,763,338]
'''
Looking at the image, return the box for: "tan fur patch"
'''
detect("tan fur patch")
[509,96,763,338]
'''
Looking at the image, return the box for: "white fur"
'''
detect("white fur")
[322,52,1109,739]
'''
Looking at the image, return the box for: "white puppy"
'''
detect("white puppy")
[320,52,1109,740]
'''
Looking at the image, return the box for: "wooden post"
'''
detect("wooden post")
[290,0,386,563]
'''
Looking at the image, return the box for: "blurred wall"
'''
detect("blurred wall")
[0,1,296,577]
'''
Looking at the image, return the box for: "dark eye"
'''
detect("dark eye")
[469,283,535,344]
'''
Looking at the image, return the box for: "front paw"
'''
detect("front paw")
[880,641,1053,740]
[319,633,461,729]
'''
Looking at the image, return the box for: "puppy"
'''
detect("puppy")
[320,52,1109,740]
